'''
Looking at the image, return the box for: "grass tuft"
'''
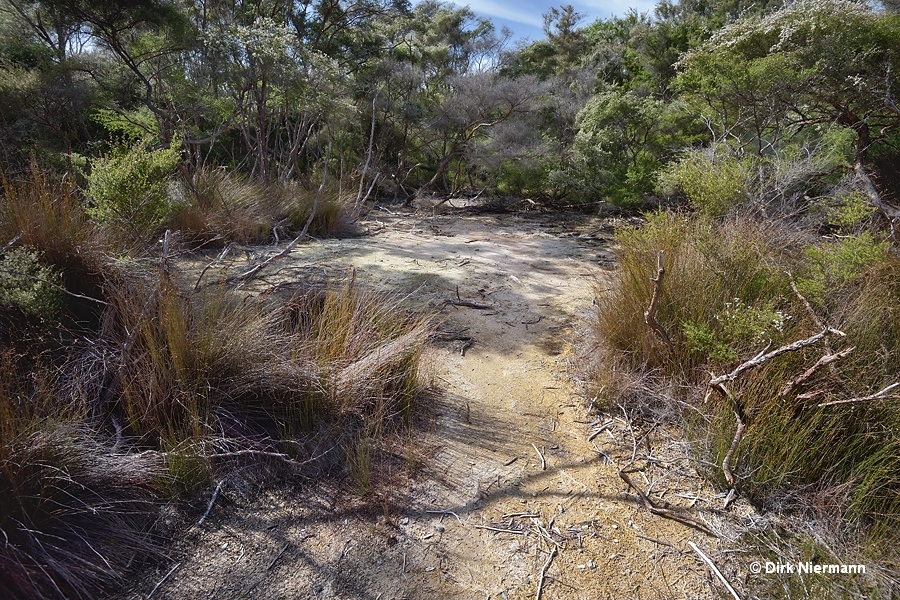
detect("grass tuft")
[587,210,900,559]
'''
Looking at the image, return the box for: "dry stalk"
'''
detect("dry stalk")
[535,546,557,600]
[644,250,674,352]
[687,541,742,600]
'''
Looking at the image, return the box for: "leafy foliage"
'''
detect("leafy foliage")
[85,139,180,239]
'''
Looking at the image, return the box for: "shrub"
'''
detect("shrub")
[85,139,180,243]
[795,232,889,305]
[658,145,750,215]
[593,211,793,375]
[0,246,63,319]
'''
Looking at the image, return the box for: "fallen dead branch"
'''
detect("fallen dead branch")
[193,479,225,529]
[474,524,525,535]
[147,562,181,599]
[426,509,463,525]
[619,470,715,536]
[535,546,557,600]
[818,382,900,408]
[779,347,854,398]
[443,299,494,310]
[227,234,304,285]
[687,541,742,600]
[267,542,291,571]
[588,421,613,442]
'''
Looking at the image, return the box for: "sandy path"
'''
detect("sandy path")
[127,208,743,600]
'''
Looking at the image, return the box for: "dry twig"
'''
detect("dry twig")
[535,546,557,600]
[531,443,546,470]
[688,541,742,600]
[619,471,714,536]
[644,250,673,351]
[147,562,181,599]
[778,347,854,397]
[193,479,225,529]
[818,382,900,408]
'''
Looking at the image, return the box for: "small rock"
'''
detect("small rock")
[425,566,435,572]
[611,524,618,530]
[436,526,445,533]
[613,538,619,544]
[588,560,597,569]
[400,517,409,525]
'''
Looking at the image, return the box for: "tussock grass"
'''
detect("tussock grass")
[171,168,351,245]
[0,352,166,600]
[1,162,431,598]
[587,210,900,562]
[1,161,110,332]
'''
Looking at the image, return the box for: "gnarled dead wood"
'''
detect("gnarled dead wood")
[644,250,674,352]
[619,470,714,536]
[779,347,854,398]
[333,328,428,402]
[708,327,845,390]
[818,382,900,408]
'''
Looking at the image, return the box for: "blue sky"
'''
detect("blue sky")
[463,0,659,43]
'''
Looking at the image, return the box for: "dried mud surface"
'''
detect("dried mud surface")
[123,206,759,600]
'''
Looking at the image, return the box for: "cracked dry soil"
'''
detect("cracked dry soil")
[123,206,757,600]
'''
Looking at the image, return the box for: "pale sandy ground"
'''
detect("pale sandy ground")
[122,204,763,600]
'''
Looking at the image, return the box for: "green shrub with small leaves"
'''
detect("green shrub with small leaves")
[796,232,888,304]
[85,139,180,240]
[659,146,750,215]
[0,246,62,319]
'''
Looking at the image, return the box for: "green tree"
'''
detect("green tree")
[677,0,900,213]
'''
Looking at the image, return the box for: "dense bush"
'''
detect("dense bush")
[85,140,181,243]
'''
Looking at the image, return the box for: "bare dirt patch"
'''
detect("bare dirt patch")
[123,207,758,600]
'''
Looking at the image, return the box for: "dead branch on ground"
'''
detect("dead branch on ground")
[531,443,546,470]
[619,470,715,536]
[535,546,557,600]
[442,299,494,310]
[688,541,742,600]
